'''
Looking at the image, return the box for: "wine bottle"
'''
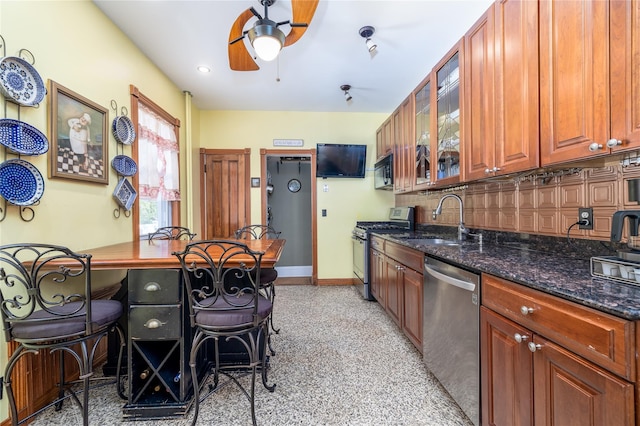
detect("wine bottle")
[139,368,150,380]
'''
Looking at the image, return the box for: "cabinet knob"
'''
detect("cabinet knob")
[144,318,166,329]
[606,138,622,148]
[520,305,534,315]
[588,142,604,152]
[514,333,529,343]
[144,282,161,292]
[528,341,543,353]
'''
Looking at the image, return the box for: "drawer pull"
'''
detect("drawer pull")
[144,282,161,292]
[144,318,166,329]
[514,333,529,343]
[520,305,534,315]
[528,341,543,353]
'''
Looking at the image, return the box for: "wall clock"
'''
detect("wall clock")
[288,178,301,193]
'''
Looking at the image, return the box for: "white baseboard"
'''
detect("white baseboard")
[275,266,312,277]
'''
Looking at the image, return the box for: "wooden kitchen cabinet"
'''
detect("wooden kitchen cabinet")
[413,75,433,190]
[376,116,393,160]
[393,96,414,193]
[384,240,423,351]
[481,274,635,426]
[431,40,464,187]
[369,236,386,307]
[464,0,539,181]
[540,0,640,164]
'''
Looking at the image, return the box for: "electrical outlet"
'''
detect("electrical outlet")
[578,207,594,230]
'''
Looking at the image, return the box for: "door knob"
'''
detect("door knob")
[588,142,604,152]
[528,341,543,353]
[520,305,534,315]
[514,333,529,343]
[606,138,622,148]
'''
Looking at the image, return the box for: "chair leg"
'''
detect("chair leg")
[260,323,276,393]
[4,345,28,426]
[113,324,127,399]
[55,350,65,411]
[269,284,280,334]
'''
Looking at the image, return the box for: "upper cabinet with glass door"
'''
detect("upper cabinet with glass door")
[432,41,463,186]
[413,75,432,190]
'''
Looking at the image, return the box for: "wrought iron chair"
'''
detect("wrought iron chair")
[234,225,281,342]
[148,226,196,242]
[0,243,126,426]
[173,240,275,426]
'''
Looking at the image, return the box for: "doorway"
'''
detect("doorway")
[261,149,316,284]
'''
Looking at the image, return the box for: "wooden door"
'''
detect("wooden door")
[494,0,539,175]
[610,0,640,152]
[532,336,634,426]
[385,257,402,327]
[481,307,533,426]
[401,267,422,351]
[539,0,610,165]
[370,247,383,303]
[464,5,495,181]
[200,149,251,239]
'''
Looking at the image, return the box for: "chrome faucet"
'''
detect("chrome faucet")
[432,194,467,240]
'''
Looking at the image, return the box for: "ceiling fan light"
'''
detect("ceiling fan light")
[248,21,285,62]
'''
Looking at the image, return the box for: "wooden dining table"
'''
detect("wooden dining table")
[85,238,285,270]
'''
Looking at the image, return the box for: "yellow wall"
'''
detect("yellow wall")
[0,1,190,421]
[199,111,393,279]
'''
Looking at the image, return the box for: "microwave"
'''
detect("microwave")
[374,155,394,190]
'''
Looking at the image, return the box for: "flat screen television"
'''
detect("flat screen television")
[316,143,367,178]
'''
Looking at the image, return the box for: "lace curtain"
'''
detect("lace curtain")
[137,103,180,201]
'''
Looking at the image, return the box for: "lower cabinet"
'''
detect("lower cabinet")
[481,274,635,426]
[370,237,423,352]
[124,269,208,419]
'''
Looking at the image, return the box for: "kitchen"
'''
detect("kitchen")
[1,0,640,425]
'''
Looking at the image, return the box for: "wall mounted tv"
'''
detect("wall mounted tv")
[316,143,367,178]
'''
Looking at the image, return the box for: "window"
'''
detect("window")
[130,87,181,239]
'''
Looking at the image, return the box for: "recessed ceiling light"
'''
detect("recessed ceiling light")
[197,65,211,73]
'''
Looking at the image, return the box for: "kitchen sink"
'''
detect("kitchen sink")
[404,238,460,247]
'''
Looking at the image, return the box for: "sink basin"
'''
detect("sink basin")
[405,238,460,247]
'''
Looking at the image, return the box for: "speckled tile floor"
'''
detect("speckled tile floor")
[31,285,472,425]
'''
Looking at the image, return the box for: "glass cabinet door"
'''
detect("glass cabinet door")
[414,78,431,187]
[435,51,461,181]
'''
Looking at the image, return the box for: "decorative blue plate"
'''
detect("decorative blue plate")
[111,155,137,177]
[112,116,136,145]
[0,56,46,107]
[0,118,49,156]
[113,177,137,210]
[0,159,45,206]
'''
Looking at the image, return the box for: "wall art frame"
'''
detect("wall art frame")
[48,80,109,184]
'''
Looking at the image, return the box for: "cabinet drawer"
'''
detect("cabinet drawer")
[129,304,181,339]
[384,241,423,272]
[128,269,181,304]
[370,236,384,251]
[482,274,635,380]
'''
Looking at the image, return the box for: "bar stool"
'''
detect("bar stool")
[173,239,275,426]
[0,243,126,426]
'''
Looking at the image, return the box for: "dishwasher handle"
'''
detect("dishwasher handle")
[425,265,476,292]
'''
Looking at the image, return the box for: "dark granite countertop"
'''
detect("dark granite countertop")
[373,227,640,321]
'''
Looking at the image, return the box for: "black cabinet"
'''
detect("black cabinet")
[123,269,207,420]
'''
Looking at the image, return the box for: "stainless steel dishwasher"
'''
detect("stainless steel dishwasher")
[423,256,480,426]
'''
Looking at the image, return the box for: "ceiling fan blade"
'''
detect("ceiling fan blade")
[228,8,259,71]
[284,0,319,47]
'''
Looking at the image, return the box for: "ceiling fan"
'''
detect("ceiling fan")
[228,0,319,71]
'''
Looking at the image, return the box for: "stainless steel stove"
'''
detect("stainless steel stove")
[352,207,415,300]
